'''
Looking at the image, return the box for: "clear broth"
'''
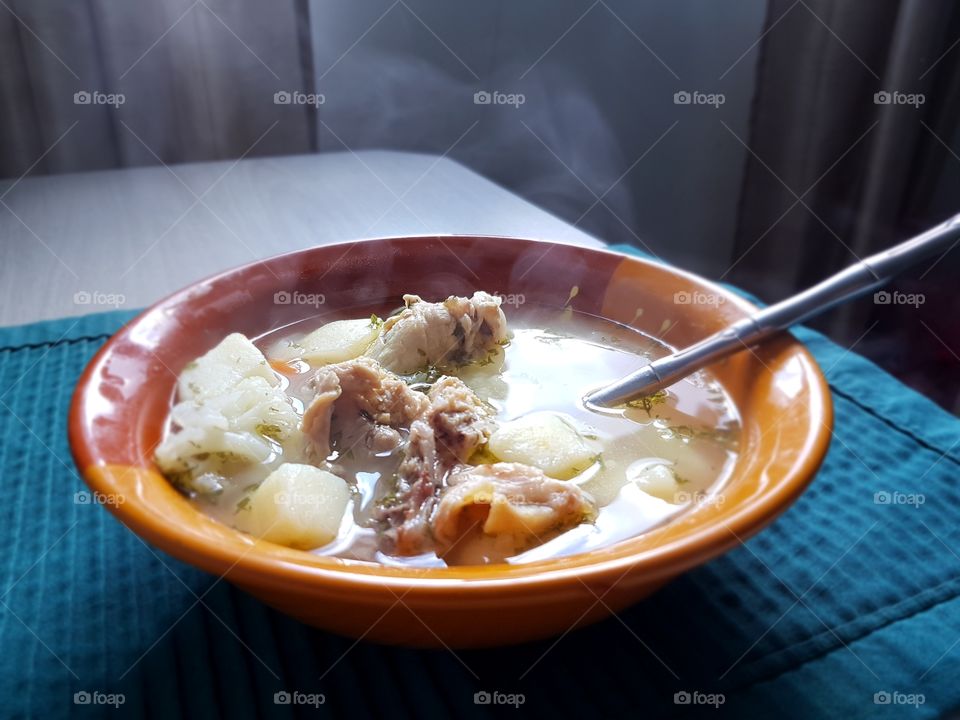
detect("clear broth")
[188,306,740,567]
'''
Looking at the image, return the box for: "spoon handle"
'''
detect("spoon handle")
[586,212,960,407]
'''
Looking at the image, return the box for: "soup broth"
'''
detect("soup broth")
[158,295,739,567]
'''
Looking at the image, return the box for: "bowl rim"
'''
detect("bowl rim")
[69,234,833,593]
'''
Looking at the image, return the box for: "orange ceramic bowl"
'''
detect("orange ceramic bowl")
[69,236,831,647]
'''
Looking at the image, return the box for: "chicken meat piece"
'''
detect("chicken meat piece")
[432,462,598,554]
[376,376,494,554]
[301,356,429,459]
[365,292,509,374]
[407,376,494,468]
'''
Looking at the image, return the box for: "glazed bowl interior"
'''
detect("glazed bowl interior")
[70,236,831,595]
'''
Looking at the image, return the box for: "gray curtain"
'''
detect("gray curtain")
[0,0,315,175]
[731,0,960,410]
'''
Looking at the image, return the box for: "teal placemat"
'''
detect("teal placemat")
[1,249,958,719]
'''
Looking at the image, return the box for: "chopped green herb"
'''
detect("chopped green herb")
[471,346,503,368]
[378,493,401,508]
[667,424,696,441]
[625,389,668,417]
[569,453,603,476]
[212,450,245,463]
[256,423,285,442]
[469,445,499,465]
[403,366,443,387]
[167,470,195,494]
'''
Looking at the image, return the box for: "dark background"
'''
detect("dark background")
[2,0,958,412]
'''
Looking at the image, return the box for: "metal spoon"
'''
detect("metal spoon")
[585,212,960,408]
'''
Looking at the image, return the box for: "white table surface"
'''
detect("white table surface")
[0,151,603,327]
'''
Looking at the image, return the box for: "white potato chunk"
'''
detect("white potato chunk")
[237,464,350,549]
[272,319,380,365]
[179,333,277,401]
[488,411,596,480]
[628,461,682,503]
[155,376,305,494]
